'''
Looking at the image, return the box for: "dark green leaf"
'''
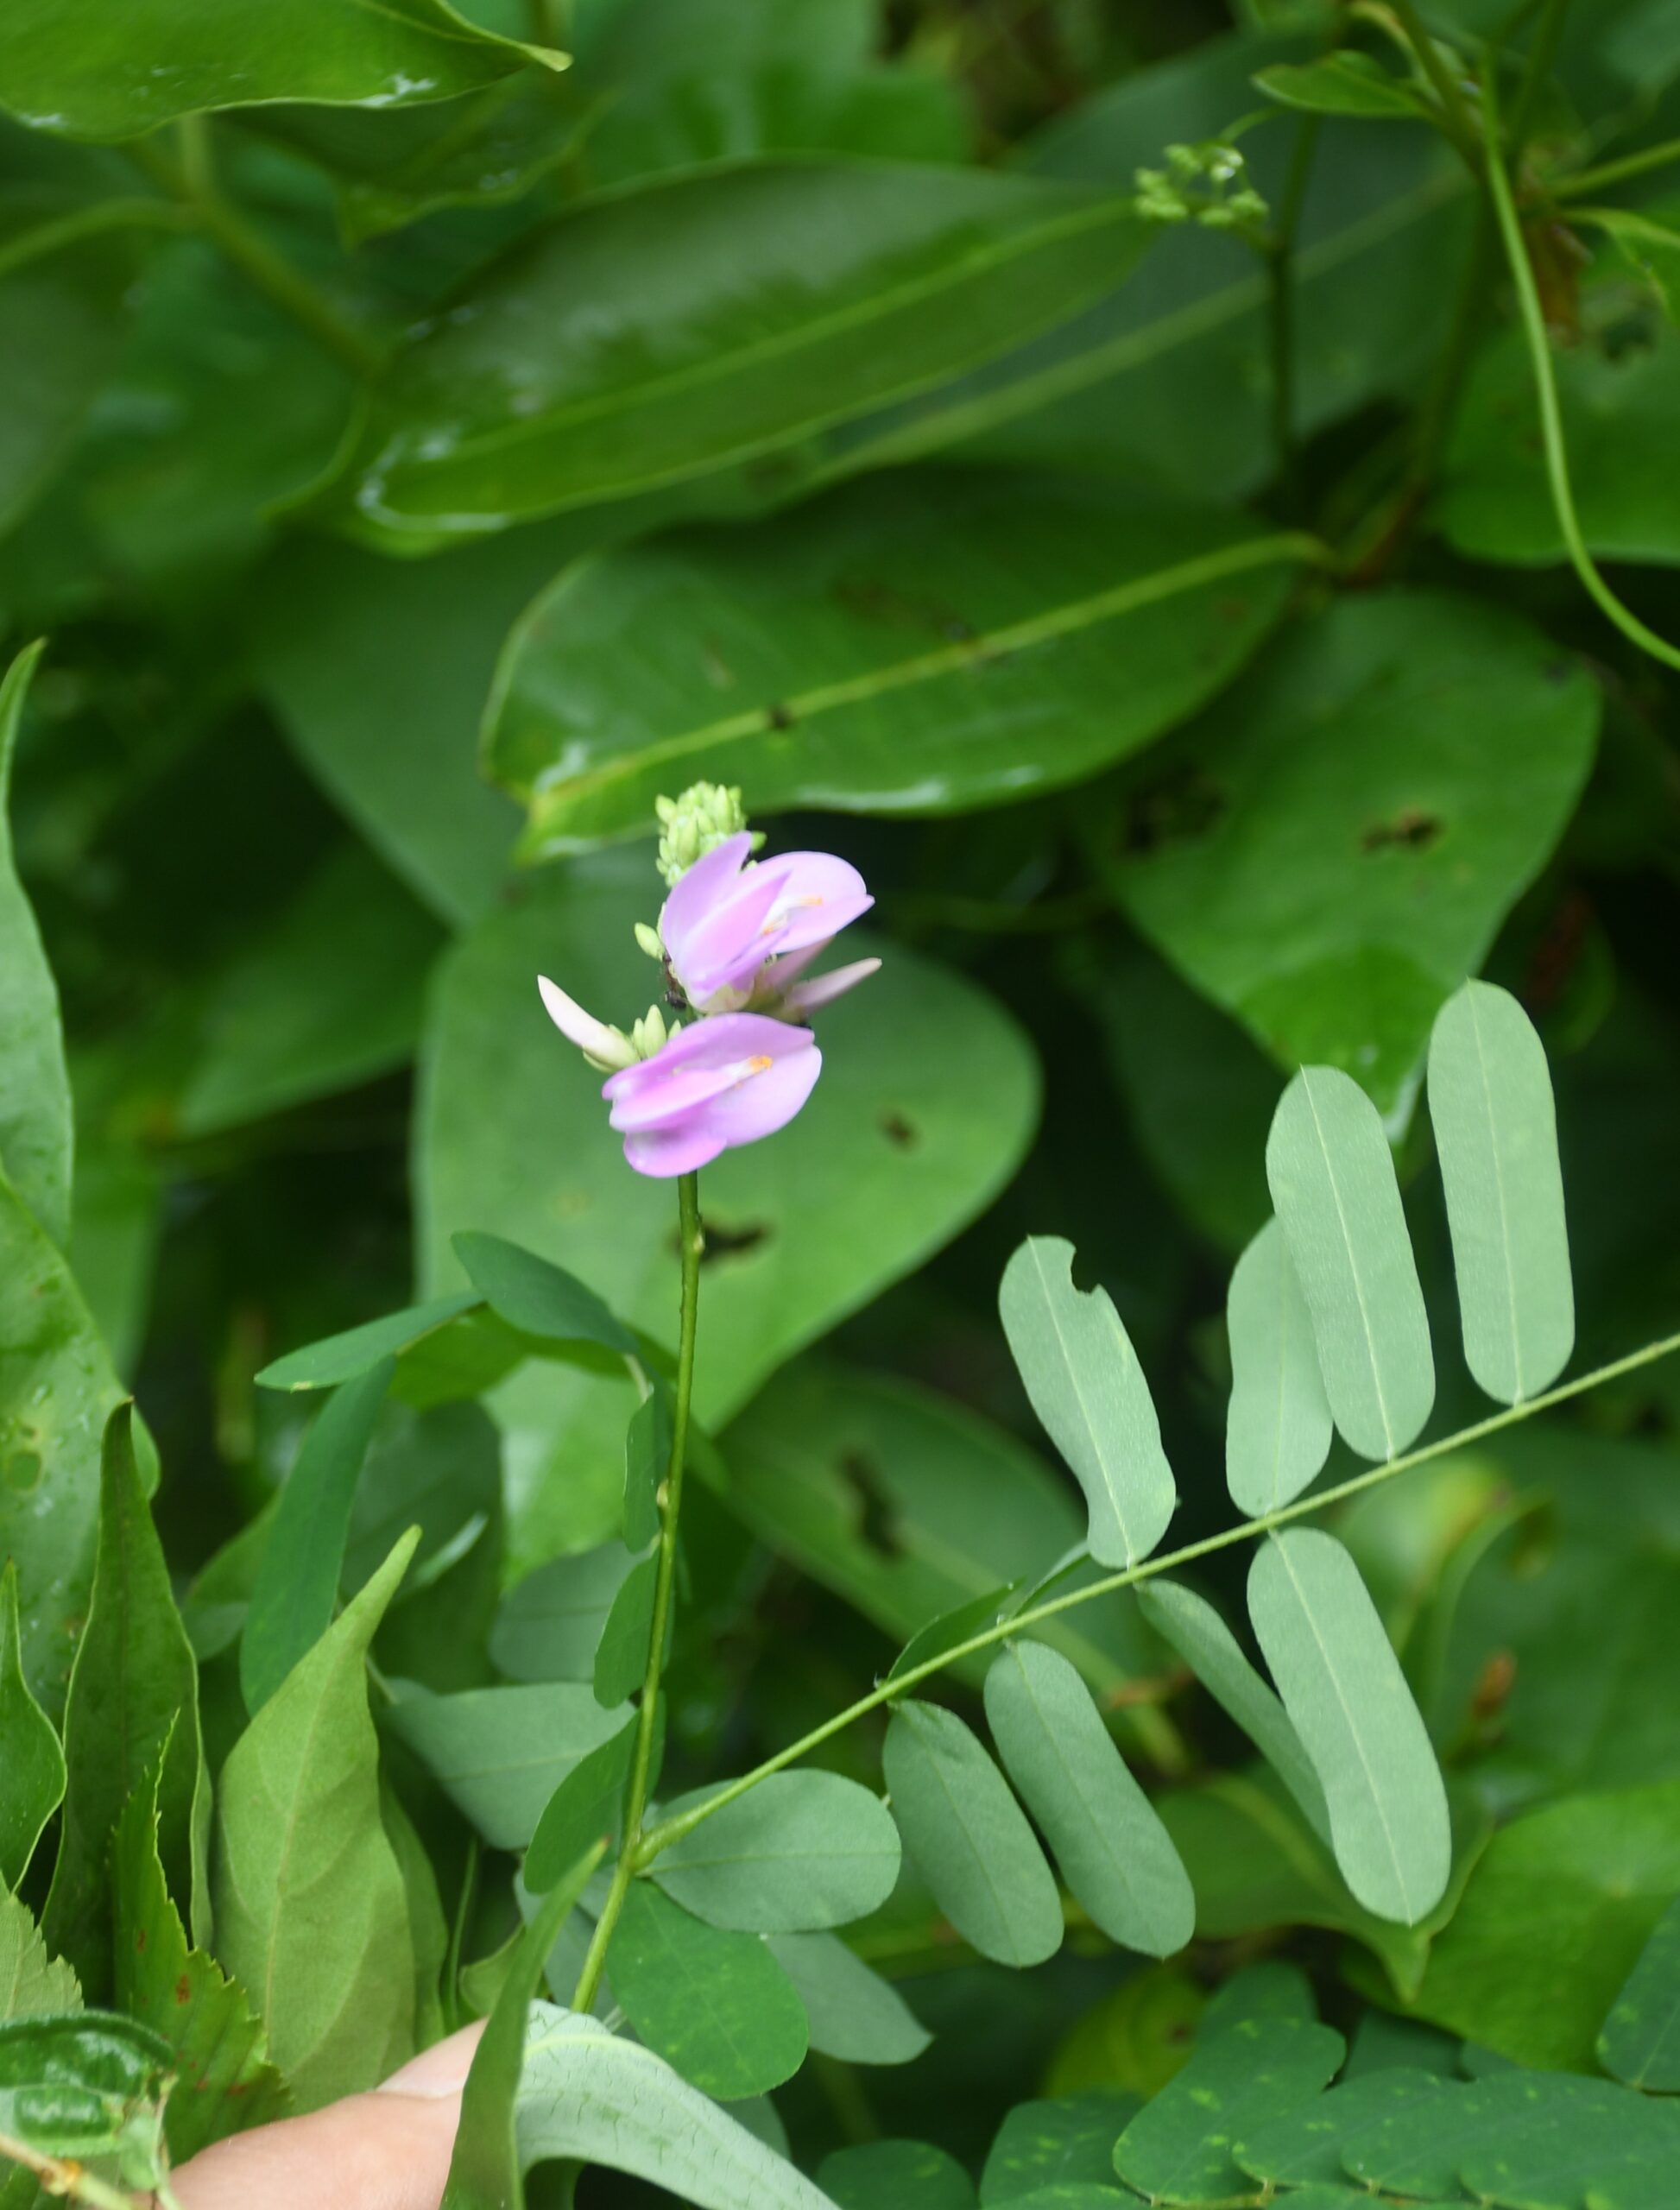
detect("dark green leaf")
[1344,2070,1673,2205]
[1199,1958,1317,2036]
[0,2011,174,2194]
[43,1404,203,1999]
[607,1878,808,2100]
[623,1391,670,1551]
[342,1399,502,1603]
[764,1932,929,2066]
[881,1699,1062,1968]
[490,1545,641,1683]
[453,1232,637,1356]
[0,641,69,1251]
[983,1642,1193,1958]
[256,1291,484,1392]
[1255,54,1431,117]
[525,1716,637,1893]
[240,1356,394,1714]
[1234,2068,1441,2188]
[488,475,1304,854]
[981,2090,1139,2203]
[998,1236,1176,1569]
[1266,1067,1434,1462]
[0,1890,79,2022]
[385,1680,633,1851]
[821,2139,975,2209]
[382,1786,449,2048]
[1600,1893,1680,2090]
[591,1553,657,1709]
[1112,2015,1344,2204]
[213,1533,419,2111]
[1428,980,1574,1405]
[0,1561,62,1891]
[1224,1217,1333,1514]
[653,1772,901,1933]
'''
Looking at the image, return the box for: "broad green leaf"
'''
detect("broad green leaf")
[487,474,1303,855]
[1427,981,1574,1405]
[1112,2015,1344,2204]
[1344,2070,1671,2203]
[525,1716,638,1892]
[1043,1967,1199,2100]
[384,1680,632,1850]
[0,2011,174,2194]
[419,858,1039,1563]
[998,1236,1176,1569]
[765,1933,929,2066]
[0,1562,62,1891]
[981,2090,1139,2202]
[652,1773,901,1933]
[176,844,445,1137]
[1134,1579,1329,1841]
[1199,1958,1317,2037]
[1600,1893,1680,2090]
[256,1291,483,1392]
[313,161,1145,548]
[1405,1778,1680,2072]
[213,1534,419,2111]
[982,1642,1193,1958]
[43,1405,203,1998]
[1223,1217,1333,1514]
[821,2140,975,2209]
[490,1545,641,1683]
[440,1840,603,2210]
[240,1356,394,1714]
[0,0,559,142]
[1266,1067,1434,1462]
[1233,2068,1440,2188]
[1248,1530,1450,1924]
[623,1390,670,1551]
[881,1699,1062,1968]
[111,1752,285,2163]
[1255,54,1431,117]
[453,1232,636,1355]
[0,641,69,1250]
[1455,2074,1680,2209]
[513,2001,837,2202]
[607,1878,808,2100]
[0,1891,79,2022]
[1099,590,1600,1114]
[592,1552,658,1708]
[342,1399,502,1603]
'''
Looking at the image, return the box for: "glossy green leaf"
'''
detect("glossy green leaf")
[1600,1893,1680,2090]
[998,1236,1176,1569]
[0,0,559,142]
[441,1841,603,2210]
[0,2011,174,2193]
[1427,981,1574,1405]
[1100,590,1600,1114]
[384,1680,632,1851]
[1248,1530,1450,1925]
[983,1642,1193,1958]
[420,857,1038,1563]
[314,161,1145,548]
[0,1890,79,2021]
[0,1562,62,1891]
[0,641,69,1251]
[591,1553,657,1709]
[653,1773,901,1934]
[240,1356,393,1714]
[607,1878,808,2100]
[513,2001,835,2201]
[490,1545,641,1684]
[111,1752,285,2163]
[1112,2015,1344,2204]
[765,1932,929,2066]
[1234,2068,1440,2188]
[256,1291,483,1392]
[1266,1067,1434,1462]
[622,1390,670,1552]
[822,2139,975,2209]
[524,1717,637,1893]
[488,474,1304,854]
[1255,54,1431,117]
[453,1232,636,1355]
[881,1699,1062,1968]
[43,1405,203,1998]
[1224,1217,1333,1514]
[213,1534,419,2111]
[981,2091,1138,2203]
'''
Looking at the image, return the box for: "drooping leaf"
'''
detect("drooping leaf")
[239,1356,393,1715]
[0,641,70,1251]
[606,1878,808,2100]
[982,1641,1193,1958]
[453,1232,637,1356]
[0,1562,63,1891]
[525,1716,638,1893]
[43,1405,203,1999]
[591,1553,658,1709]
[213,1533,420,2111]
[0,0,559,142]
[1600,1892,1680,2091]
[1427,980,1574,1405]
[652,1773,901,1934]
[312,161,1146,548]
[998,1236,1176,1569]
[256,1291,484,1392]
[1247,1530,1451,1925]
[981,2090,1140,2204]
[1223,1216,1334,1515]
[1266,1067,1435,1462]
[881,1699,1062,1968]
[764,1933,929,2067]
[623,1390,671,1551]
[487,474,1304,855]
[384,1680,633,1851]
[1099,590,1600,1114]
[490,1545,641,1684]
[1112,2015,1344,2205]
[111,1752,286,2163]
[0,1891,79,2022]
[821,2139,975,2209]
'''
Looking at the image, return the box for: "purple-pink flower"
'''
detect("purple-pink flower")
[660,832,873,1013]
[603,1013,820,1178]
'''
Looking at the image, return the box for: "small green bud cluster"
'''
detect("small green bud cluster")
[654,781,764,888]
[579,1001,670,1072]
[1134,141,1269,239]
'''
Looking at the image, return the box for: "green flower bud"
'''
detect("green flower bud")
[634,920,665,960]
[654,781,762,888]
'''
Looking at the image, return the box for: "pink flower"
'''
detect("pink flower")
[660,832,873,1013]
[602,1013,820,1178]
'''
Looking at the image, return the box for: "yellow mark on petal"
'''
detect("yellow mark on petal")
[747,1056,774,1073]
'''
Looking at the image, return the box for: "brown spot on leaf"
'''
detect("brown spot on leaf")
[176,1974,192,2005]
[840,1449,903,1563]
[880,1110,918,1149]
[1115,767,1227,859]
[764,701,796,731]
[1361,807,1441,853]
[833,576,974,641]
[1472,1649,1517,1720]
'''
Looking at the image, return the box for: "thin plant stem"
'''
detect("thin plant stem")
[1482,63,1680,672]
[1554,135,1680,201]
[572,1170,703,2010]
[1386,0,1482,164]
[635,1324,1680,1868]
[0,2129,156,2210]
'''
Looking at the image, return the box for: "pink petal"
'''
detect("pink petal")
[760,853,873,954]
[658,831,755,954]
[783,956,881,1014]
[622,1123,730,1178]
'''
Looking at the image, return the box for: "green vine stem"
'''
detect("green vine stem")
[0,198,193,281]
[1385,0,1482,165]
[0,2127,166,2210]
[572,1170,704,2011]
[634,1324,1680,1870]
[1553,134,1680,201]
[1481,63,1680,674]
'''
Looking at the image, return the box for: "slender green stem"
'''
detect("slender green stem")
[572,1171,703,2011]
[1482,64,1680,672]
[1554,135,1680,201]
[0,197,192,281]
[635,1325,1680,1868]
[0,2128,153,2210]
[1387,0,1482,164]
